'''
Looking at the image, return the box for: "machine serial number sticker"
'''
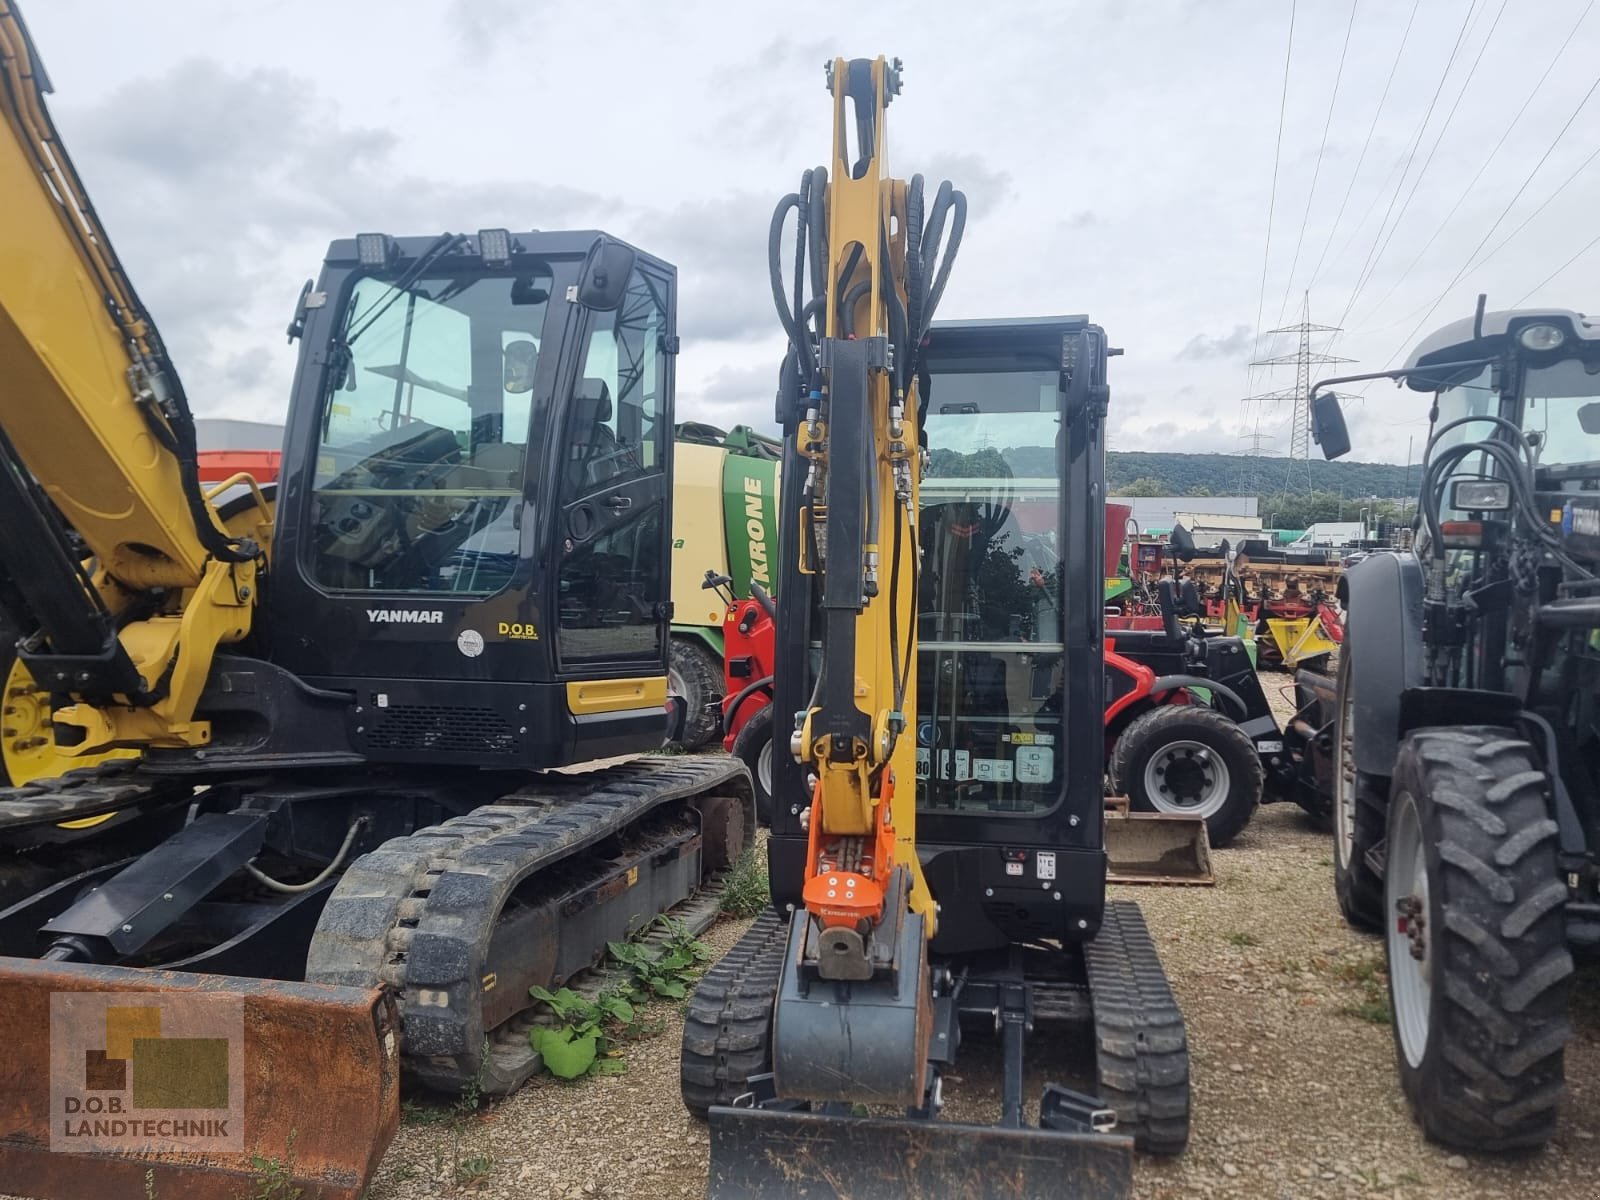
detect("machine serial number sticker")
[1036,852,1057,881]
[1005,861,1024,876]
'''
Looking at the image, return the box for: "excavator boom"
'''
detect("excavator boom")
[0,8,400,1197]
[0,1,259,760]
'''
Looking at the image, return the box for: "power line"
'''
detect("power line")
[1244,0,1298,407]
[1333,0,1485,332]
[1305,0,1423,294]
[1350,0,1592,330]
[1271,0,1359,331]
[1514,230,1600,305]
[1346,0,1510,327]
[1472,142,1600,269]
[1387,69,1600,364]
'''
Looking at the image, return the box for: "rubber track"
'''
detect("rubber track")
[680,906,788,1116]
[1084,899,1191,1155]
[0,762,185,833]
[307,755,749,1095]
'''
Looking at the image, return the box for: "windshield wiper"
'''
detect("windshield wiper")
[343,232,467,348]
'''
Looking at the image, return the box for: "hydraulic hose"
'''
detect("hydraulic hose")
[245,817,368,895]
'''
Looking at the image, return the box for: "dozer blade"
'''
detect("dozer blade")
[0,956,399,1200]
[708,1106,1133,1200]
[1104,803,1214,885]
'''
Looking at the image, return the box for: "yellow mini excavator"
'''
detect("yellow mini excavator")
[0,5,750,1197]
[682,59,1192,1198]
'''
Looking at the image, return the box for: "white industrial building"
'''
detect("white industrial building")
[1109,495,1257,535]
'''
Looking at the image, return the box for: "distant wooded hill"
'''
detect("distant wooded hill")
[1107,452,1413,499]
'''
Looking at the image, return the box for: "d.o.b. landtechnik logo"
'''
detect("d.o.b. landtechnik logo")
[50,992,244,1153]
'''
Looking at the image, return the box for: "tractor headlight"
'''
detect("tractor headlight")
[1451,479,1511,512]
[1518,322,1567,352]
[355,232,396,269]
[477,227,513,268]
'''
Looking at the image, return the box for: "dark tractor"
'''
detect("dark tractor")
[1313,302,1600,1151]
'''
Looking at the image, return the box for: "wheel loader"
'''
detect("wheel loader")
[0,6,752,1197]
[1310,299,1600,1152]
[681,57,1190,1199]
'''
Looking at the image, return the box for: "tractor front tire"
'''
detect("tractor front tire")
[1384,727,1572,1152]
[1332,648,1386,931]
[668,638,724,751]
[1112,704,1262,848]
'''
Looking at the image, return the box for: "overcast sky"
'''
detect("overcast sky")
[23,0,1600,469]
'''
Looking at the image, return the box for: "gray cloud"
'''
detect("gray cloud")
[905,151,1013,213]
[633,193,779,345]
[447,0,543,56]
[679,361,782,434]
[56,57,620,417]
[1177,325,1255,362]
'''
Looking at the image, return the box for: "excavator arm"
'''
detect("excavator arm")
[701,59,1139,1199]
[0,1,262,764]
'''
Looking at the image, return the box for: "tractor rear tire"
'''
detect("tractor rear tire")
[1332,649,1386,932]
[1111,704,1262,848]
[668,637,724,751]
[731,703,775,827]
[1384,727,1572,1152]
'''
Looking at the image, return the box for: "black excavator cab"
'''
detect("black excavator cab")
[65,230,687,777]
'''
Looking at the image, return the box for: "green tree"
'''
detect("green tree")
[1116,476,1166,497]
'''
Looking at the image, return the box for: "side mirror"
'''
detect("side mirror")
[1311,389,1352,460]
[1578,401,1600,435]
[575,236,636,311]
[1170,522,1196,562]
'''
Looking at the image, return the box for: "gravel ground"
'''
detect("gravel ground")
[372,687,1600,1199]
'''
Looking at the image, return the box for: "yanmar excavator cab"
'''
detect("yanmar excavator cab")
[682,57,1190,1199]
[0,7,749,1197]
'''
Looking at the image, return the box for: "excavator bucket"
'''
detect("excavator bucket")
[0,956,399,1200]
[1103,800,1214,885]
[708,1106,1134,1200]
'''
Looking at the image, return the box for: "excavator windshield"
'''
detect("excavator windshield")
[918,346,1066,815]
[310,268,553,594]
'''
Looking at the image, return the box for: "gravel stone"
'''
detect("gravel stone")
[361,691,1600,1198]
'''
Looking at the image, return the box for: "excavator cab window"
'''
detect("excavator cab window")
[917,353,1065,814]
[553,266,672,664]
[308,268,553,595]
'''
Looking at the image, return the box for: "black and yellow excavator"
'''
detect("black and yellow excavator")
[0,5,750,1197]
[682,59,1191,1198]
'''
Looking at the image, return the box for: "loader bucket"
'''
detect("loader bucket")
[1103,803,1214,885]
[0,956,399,1200]
[708,1106,1133,1199]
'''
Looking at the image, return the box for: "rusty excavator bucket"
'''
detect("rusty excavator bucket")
[1103,799,1214,885]
[0,957,400,1200]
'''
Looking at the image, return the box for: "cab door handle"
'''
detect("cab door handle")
[603,494,632,511]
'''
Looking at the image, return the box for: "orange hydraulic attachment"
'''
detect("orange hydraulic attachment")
[801,768,901,929]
